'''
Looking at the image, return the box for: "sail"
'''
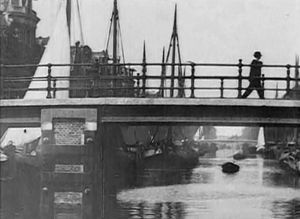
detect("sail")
[24,0,70,99]
[256,127,265,151]
[194,126,204,140]
[0,128,41,148]
[70,0,84,45]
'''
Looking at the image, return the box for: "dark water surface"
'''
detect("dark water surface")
[115,150,300,219]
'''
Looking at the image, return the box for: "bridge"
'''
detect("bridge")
[1,61,299,99]
[1,61,300,128]
[1,62,299,219]
[1,98,300,130]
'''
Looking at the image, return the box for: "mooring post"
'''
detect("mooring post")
[190,64,195,98]
[237,59,243,98]
[46,63,52,99]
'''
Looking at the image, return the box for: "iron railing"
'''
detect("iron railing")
[0,61,299,99]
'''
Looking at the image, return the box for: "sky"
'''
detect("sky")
[33,0,300,64]
[32,0,300,137]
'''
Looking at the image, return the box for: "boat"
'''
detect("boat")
[115,5,201,168]
[119,124,200,168]
[278,143,300,175]
[221,162,240,174]
[233,152,247,160]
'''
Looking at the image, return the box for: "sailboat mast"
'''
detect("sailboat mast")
[295,55,299,88]
[159,47,166,97]
[66,0,71,36]
[113,0,118,65]
[170,5,177,97]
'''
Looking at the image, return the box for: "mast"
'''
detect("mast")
[142,40,147,95]
[159,47,166,97]
[170,5,177,97]
[143,41,146,64]
[166,4,183,97]
[113,0,119,65]
[66,0,71,36]
[295,55,299,88]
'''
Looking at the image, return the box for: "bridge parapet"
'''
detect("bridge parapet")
[1,61,299,100]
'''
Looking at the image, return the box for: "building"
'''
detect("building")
[0,0,45,98]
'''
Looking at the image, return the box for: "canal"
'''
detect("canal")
[114,150,300,219]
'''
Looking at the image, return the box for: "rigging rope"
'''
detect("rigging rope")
[105,12,114,53]
[118,20,126,64]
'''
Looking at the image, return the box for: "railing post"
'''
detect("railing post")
[136,73,141,97]
[53,78,57,99]
[190,64,195,98]
[220,77,224,98]
[237,59,243,98]
[262,74,265,99]
[286,64,291,96]
[161,65,165,98]
[46,63,52,99]
[142,62,147,97]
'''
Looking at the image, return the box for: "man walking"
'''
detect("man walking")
[241,51,264,99]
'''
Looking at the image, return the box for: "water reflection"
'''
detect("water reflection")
[115,152,300,219]
[119,202,185,219]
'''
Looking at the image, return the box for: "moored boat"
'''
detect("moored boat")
[279,148,300,175]
[221,162,240,174]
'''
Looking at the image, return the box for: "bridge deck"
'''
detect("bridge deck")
[1,98,300,107]
[1,98,299,127]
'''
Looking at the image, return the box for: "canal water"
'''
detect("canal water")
[115,150,300,219]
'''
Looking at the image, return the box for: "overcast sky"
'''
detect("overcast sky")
[34,0,299,64]
[32,0,299,136]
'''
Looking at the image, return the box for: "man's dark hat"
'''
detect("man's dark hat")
[254,51,262,58]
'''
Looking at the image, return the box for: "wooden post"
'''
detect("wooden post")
[46,63,52,99]
[190,64,195,98]
[238,59,243,98]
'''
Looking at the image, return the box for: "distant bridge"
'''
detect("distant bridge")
[197,139,257,144]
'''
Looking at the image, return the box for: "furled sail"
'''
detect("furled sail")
[24,0,70,99]
[256,127,265,151]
